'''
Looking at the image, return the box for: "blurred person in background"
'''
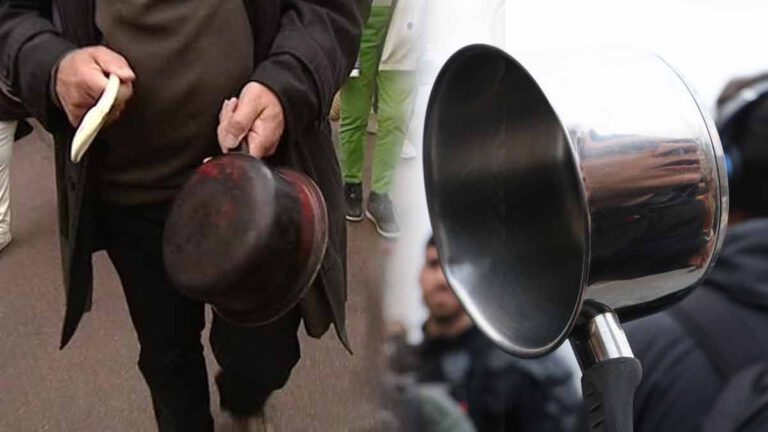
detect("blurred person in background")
[626,72,768,432]
[0,90,33,253]
[365,371,477,432]
[380,321,476,432]
[0,117,16,252]
[390,236,583,432]
[340,0,422,238]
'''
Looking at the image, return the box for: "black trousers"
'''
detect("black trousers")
[97,201,301,432]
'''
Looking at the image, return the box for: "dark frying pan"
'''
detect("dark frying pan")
[162,149,328,326]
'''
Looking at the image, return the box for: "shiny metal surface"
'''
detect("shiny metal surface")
[423,44,728,357]
[570,310,634,369]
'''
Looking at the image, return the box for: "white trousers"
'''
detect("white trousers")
[0,120,16,239]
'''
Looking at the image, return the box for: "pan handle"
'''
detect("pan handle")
[203,142,251,165]
[229,141,250,155]
[581,357,642,432]
[571,308,642,432]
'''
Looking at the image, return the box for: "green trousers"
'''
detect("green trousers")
[340,6,415,195]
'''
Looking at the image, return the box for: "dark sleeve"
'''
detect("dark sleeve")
[0,85,28,120]
[249,0,363,137]
[0,0,77,128]
[625,312,722,432]
[506,372,551,431]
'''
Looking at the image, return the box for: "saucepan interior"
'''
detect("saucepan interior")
[423,45,589,357]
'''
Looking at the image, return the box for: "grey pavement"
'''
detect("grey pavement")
[0,127,391,431]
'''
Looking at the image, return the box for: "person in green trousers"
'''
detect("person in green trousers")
[340,0,418,238]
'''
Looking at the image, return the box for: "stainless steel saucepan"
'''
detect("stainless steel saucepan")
[423,44,728,431]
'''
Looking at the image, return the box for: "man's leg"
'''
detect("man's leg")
[101,203,213,432]
[0,120,17,251]
[210,308,301,417]
[366,70,416,238]
[371,70,415,194]
[339,6,392,220]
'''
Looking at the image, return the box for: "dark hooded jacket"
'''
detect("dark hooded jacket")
[414,325,583,432]
[626,219,768,432]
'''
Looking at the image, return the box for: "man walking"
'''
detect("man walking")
[339,0,420,238]
[0,1,362,430]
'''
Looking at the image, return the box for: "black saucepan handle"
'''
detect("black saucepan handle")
[231,141,249,155]
[581,357,642,432]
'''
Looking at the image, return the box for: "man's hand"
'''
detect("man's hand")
[55,46,135,127]
[217,82,285,158]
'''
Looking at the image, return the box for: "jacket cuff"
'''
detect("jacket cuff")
[251,53,322,141]
[15,32,76,129]
[273,30,334,117]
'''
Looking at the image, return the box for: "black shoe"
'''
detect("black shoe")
[344,182,364,222]
[366,192,401,238]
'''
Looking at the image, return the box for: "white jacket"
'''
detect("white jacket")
[379,0,425,72]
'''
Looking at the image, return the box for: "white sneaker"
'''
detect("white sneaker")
[0,232,11,254]
[401,139,417,159]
